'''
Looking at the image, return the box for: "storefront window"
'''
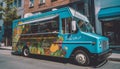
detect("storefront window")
[102,21,120,45]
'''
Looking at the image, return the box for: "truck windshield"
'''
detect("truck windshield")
[69,7,94,33]
[77,19,94,33]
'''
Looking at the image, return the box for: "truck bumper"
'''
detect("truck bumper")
[90,49,112,62]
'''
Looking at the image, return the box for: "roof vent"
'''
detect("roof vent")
[24,13,33,18]
[52,8,57,11]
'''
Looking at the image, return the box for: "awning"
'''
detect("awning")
[19,14,58,25]
[98,6,120,21]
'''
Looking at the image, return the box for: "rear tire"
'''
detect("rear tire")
[22,48,30,57]
[74,50,90,66]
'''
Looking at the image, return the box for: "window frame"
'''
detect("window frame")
[14,0,17,7]
[0,13,2,19]
[18,0,22,7]
[51,0,57,2]
[39,0,46,5]
[0,2,3,7]
[29,0,34,8]
[0,26,2,31]
[62,17,72,34]
[76,17,93,33]
[11,0,22,8]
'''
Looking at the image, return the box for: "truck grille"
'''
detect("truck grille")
[101,41,108,51]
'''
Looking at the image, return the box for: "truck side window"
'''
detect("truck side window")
[62,18,72,34]
[78,20,87,32]
[21,17,59,34]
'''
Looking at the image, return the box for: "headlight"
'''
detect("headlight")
[99,40,109,51]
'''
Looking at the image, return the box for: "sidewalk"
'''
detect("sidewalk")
[0,46,12,50]
[108,50,120,62]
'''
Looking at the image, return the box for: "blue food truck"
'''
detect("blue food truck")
[12,7,112,65]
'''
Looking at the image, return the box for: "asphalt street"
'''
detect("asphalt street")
[0,50,120,69]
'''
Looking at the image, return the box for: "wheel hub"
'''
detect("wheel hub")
[76,54,86,64]
[24,49,29,56]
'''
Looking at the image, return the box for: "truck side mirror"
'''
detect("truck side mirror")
[72,20,77,31]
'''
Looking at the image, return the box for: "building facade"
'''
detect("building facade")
[24,0,90,17]
[94,0,120,46]
[23,0,95,28]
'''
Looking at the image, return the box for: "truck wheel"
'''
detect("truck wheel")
[22,48,29,57]
[74,50,90,66]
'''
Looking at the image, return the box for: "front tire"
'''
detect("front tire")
[22,48,30,57]
[74,50,90,66]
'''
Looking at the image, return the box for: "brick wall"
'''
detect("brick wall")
[24,0,71,14]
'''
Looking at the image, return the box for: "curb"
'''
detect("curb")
[0,47,12,50]
[108,58,120,62]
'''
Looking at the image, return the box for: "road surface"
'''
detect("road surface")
[0,50,120,69]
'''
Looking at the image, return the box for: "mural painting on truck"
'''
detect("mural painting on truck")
[12,19,66,57]
[12,7,72,57]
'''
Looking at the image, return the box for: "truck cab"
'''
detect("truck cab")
[58,7,112,65]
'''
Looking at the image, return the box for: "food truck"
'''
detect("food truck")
[12,7,112,65]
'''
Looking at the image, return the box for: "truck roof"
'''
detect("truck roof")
[13,7,89,26]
